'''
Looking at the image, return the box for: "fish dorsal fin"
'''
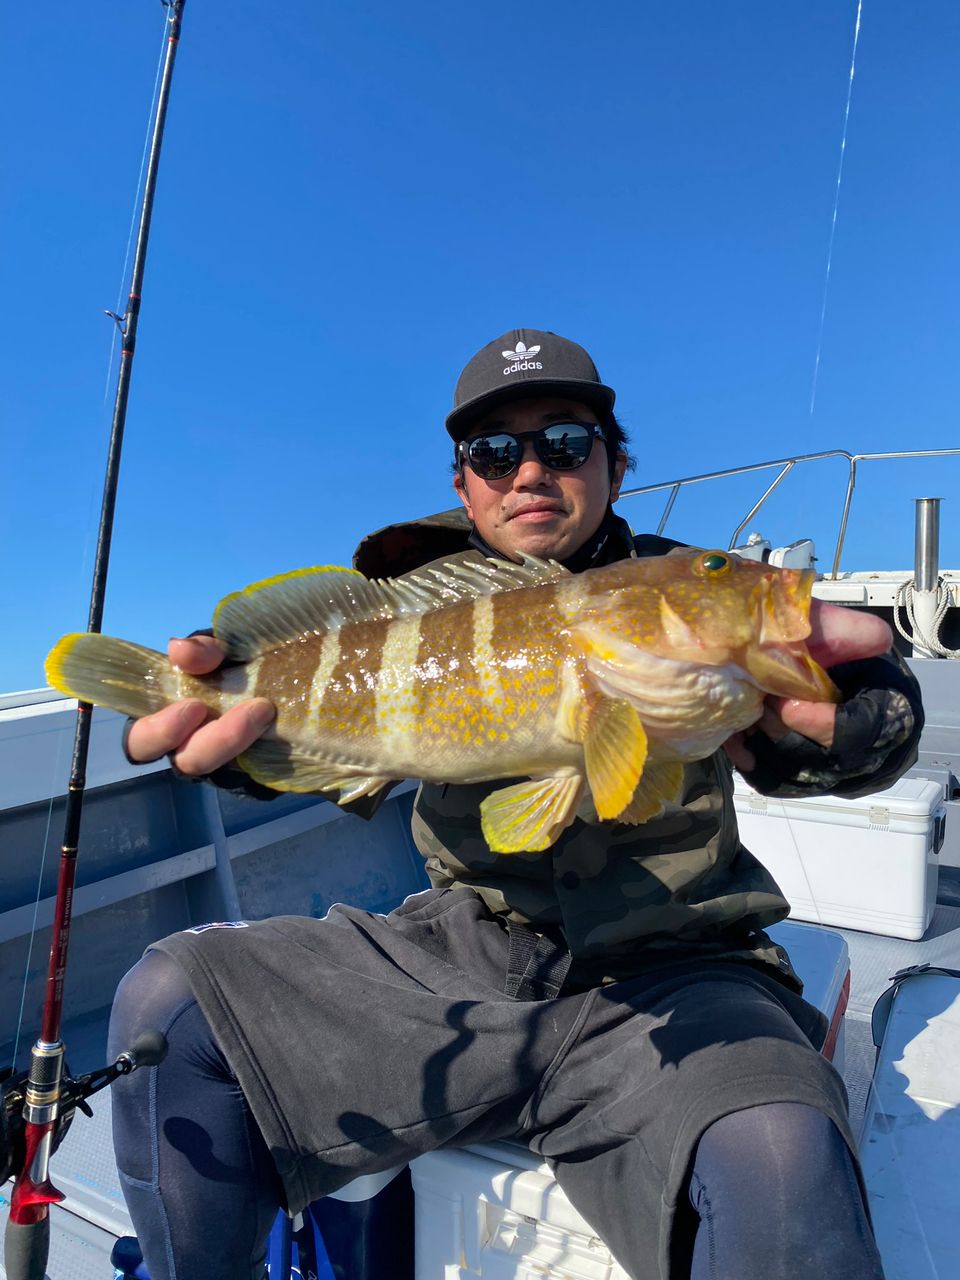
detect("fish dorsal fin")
[213,555,569,661]
[214,566,391,661]
[396,553,569,604]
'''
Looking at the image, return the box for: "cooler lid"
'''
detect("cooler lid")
[733,771,944,818]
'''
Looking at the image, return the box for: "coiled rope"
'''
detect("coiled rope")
[894,578,960,658]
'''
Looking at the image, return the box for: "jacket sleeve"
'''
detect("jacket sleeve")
[738,648,924,800]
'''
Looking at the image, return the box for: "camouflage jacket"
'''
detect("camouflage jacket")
[354,506,925,990]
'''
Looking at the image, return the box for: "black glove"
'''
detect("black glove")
[741,650,924,800]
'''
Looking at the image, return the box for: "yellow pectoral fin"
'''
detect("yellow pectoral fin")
[617,760,685,825]
[583,696,649,821]
[480,775,584,853]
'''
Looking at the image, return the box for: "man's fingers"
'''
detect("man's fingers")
[168,634,227,674]
[806,601,892,668]
[723,695,838,773]
[769,697,837,750]
[170,699,276,777]
[126,699,211,764]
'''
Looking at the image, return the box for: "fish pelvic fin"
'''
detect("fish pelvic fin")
[480,774,583,853]
[237,737,392,801]
[617,760,685,825]
[45,634,173,718]
[582,696,649,821]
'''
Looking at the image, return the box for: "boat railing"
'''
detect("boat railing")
[618,448,960,578]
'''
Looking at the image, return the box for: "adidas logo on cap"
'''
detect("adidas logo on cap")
[502,340,543,376]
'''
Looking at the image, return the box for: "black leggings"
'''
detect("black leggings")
[109,951,884,1280]
[108,951,281,1280]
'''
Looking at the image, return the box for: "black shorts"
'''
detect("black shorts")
[153,887,855,1280]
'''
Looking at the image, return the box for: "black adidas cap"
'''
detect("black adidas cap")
[445,328,616,441]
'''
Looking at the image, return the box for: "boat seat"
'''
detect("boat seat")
[407,919,850,1279]
[860,967,960,1280]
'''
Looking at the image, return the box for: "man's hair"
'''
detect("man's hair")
[599,409,636,479]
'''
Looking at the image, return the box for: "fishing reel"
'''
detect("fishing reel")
[0,1032,166,1185]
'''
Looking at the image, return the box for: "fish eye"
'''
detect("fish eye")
[695,551,731,576]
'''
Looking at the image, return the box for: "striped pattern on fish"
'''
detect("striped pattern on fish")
[44,549,839,853]
[250,575,580,779]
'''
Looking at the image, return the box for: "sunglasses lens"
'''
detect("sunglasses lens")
[537,423,596,469]
[462,423,601,478]
[465,433,521,479]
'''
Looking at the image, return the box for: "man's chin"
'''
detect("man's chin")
[496,522,572,562]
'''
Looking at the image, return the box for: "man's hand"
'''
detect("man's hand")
[724,600,894,772]
[125,635,275,776]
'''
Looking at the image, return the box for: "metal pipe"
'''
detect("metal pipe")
[728,461,795,550]
[615,448,960,579]
[911,498,942,660]
[915,498,941,593]
[656,483,681,536]
[831,457,858,578]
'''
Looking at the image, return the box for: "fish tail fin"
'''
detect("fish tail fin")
[45,633,174,718]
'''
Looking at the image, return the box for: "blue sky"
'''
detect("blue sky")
[4,1,959,692]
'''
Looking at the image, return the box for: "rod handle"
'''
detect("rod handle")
[3,1216,51,1280]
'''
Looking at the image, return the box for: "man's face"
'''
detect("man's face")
[453,396,627,562]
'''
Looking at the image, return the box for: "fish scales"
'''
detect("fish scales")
[310,617,389,749]
[409,595,477,764]
[308,630,344,727]
[252,633,324,708]
[374,615,423,765]
[241,582,575,780]
[399,582,571,775]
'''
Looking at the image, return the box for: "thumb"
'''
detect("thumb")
[169,634,227,675]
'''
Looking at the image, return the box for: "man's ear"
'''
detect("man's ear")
[453,469,475,521]
[610,451,628,502]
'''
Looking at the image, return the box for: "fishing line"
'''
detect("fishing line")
[809,0,863,416]
[9,724,69,1072]
[79,10,172,702]
[101,10,171,406]
[783,797,824,928]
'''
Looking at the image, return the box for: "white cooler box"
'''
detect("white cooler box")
[411,920,849,1280]
[733,774,945,940]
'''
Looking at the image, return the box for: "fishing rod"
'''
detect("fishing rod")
[3,4,187,1276]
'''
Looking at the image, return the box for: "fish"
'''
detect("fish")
[44,548,839,854]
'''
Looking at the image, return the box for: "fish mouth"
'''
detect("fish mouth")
[744,570,840,703]
[742,643,841,703]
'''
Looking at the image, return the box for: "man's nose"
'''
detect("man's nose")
[513,440,551,484]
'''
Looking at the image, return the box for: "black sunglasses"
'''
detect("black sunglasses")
[457,421,606,480]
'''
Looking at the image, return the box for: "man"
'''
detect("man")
[112,330,919,1280]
